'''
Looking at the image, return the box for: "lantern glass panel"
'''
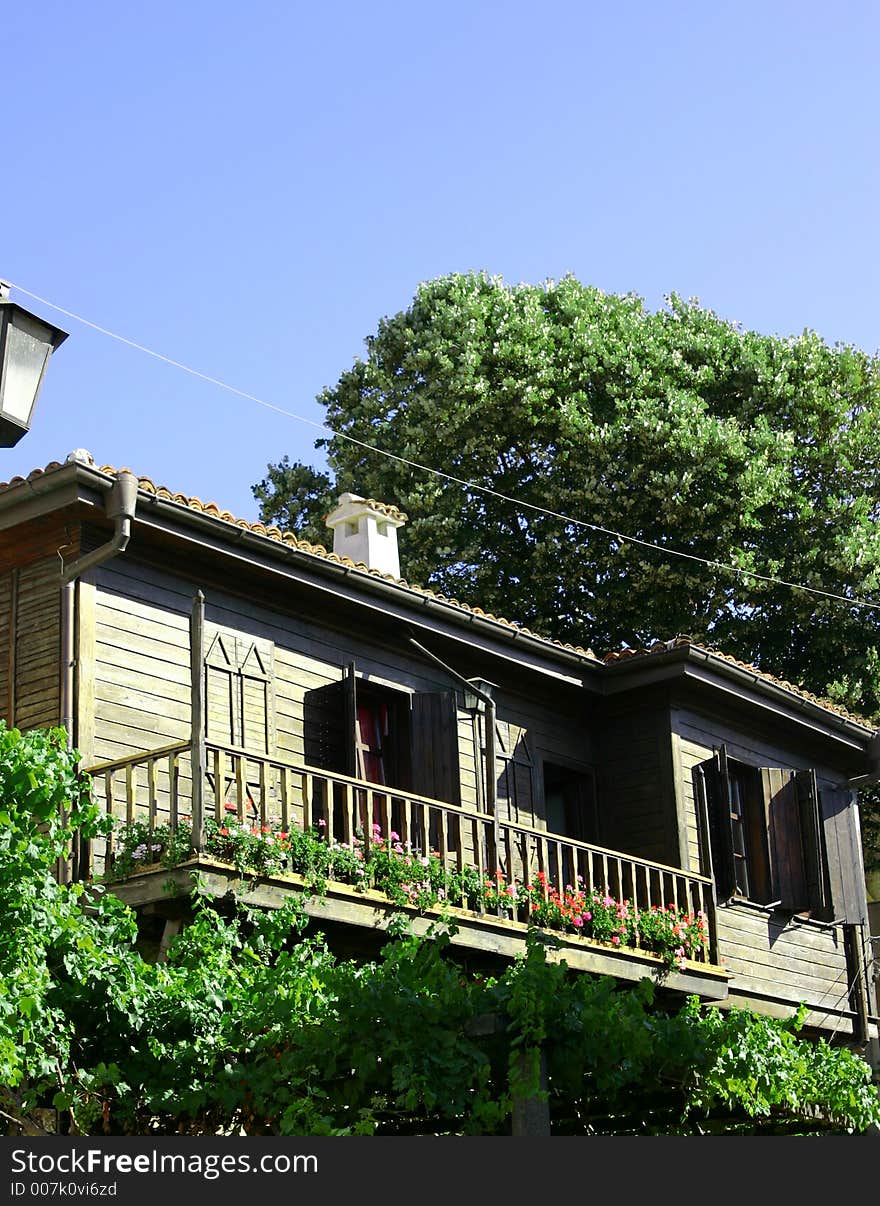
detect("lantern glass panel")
[0,313,53,424]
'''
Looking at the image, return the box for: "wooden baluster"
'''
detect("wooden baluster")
[259,759,268,829]
[454,814,466,907]
[279,766,290,832]
[630,863,640,948]
[474,817,485,912]
[537,837,549,899]
[169,753,180,829]
[400,797,412,853]
[125,763,135,826]
[213,748,224,822]
[235,757,246,824]
[552,840,563,896]
[342,783,354,850]
[503,828,513,885]
[379,793,391,844]
[416,802,428,858]
[301,773,313,833]
[438,806,449,866]
[105,771,115,863]
[147,757,158,831]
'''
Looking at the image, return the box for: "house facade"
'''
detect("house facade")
[1,451,877,1057]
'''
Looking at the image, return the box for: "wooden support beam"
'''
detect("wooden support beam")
[190,590,206,851]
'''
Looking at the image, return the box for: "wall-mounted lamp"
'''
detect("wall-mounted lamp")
[463,678,497,713]
[0,281,68,447]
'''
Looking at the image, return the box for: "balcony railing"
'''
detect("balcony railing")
[81,740,719,967]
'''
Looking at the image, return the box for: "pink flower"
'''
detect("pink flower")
[611,935,621,946]
[572,916,584,928]
[317,818,326,828]
[583,911,592,921]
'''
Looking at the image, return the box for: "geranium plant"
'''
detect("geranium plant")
[108,815,709,970]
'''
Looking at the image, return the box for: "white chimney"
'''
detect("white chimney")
[325,493,407,577]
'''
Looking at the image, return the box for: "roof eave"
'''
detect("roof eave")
[603,644,875,748]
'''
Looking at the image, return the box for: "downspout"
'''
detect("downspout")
[59,468,138,879]
[60,468,139,737]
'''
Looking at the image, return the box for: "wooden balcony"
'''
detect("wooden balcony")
[79,740,727,998]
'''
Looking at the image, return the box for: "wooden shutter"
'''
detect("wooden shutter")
[820,787,866,923]
[302,662,357,776]
[496,722,536,826]
[239,641,273,755]
[409,691,461,806]
[343,662,358,777]
[763,768,827,914]
[764,768,805,911]
[204,633,237,746]
[698,747,737,901]
[795,769,828,915]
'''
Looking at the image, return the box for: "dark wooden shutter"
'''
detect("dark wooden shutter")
[302,663,357,775]
[343,662,358,777]
[795,769,828,914]
[698,747,737,901]
[763,768,828,914]
[764,768,805,911]
[820,787,866,923]
[409,691,461,806]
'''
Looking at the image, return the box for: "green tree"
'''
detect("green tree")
[254,273,880,869]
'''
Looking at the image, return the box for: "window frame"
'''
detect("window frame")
[697,746,828,915]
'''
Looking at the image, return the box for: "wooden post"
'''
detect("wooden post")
[7,568,17,725]
[845,922,872,1045]
[190,591,206,852]
[485,699,503,913]
[511,1047,551,1136]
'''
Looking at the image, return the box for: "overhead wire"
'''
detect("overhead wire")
[7,279,880,615]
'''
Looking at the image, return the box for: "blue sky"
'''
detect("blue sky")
[5,1,879,525]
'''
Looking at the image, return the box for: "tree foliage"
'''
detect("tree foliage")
[256,273,880,715]
[254,272,880,870]
[2,724,878,1137]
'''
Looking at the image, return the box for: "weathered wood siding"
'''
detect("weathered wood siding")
[0,517,71,732]
[0,569,10,724]
[595,699,678,866]
[672,704,855,1025]
[485,697,593,829]
[93,565,191,763]
[86,555,598,837]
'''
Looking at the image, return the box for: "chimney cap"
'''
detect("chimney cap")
[325,492,408,528]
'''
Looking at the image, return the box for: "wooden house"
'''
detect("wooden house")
[1,449,877,1059]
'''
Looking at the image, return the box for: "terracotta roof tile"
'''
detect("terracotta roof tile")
[601,635,872,727]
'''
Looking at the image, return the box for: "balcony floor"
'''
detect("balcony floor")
[105,857,730,1000]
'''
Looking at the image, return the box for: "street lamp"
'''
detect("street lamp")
[0,281,68,447]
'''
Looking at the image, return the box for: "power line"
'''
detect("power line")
[8,279,880,615]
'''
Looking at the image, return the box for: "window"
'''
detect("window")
[203,630,275,820]
[302,662,461,804]
[543,761,599,844]
[204,631,274,754]
[696,747,825,913]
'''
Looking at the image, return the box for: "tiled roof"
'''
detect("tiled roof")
[2,459,873,730]
[0,458,595,662]
[603,636,873,728]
